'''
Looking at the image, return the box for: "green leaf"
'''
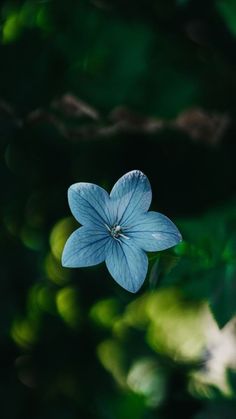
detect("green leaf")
[209,264,236,328]
[217,0,236,37]
[148,251,181,290]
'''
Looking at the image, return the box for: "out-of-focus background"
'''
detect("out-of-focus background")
[1,0,236,417]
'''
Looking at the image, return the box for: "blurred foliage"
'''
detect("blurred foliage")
[1,0,236,418]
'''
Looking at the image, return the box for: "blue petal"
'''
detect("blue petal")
[62,226,110,267]
[125,211,182,251]
[105,239,148,293]
[110,170,152,225]
[68,182,112,227]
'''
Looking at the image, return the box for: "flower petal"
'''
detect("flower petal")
[68,182,112,227]
[125,211,182,251]
[110,170,152,225]
[105,239,148,293]
[62,226,110,267]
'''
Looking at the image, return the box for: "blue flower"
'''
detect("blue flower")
[62,170,182,293]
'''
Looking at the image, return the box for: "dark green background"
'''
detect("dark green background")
[1,0,236,418]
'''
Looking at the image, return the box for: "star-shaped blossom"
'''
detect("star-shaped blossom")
[62,170,182,293]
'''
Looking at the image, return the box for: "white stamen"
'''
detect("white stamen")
[119,233,129,240]
[105,223,111,232]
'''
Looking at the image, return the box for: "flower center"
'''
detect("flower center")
[110,225,122,238]
[105,223,129,241]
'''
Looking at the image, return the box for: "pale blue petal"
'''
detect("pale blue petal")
[68,182,112,227]
[105,239,148,293]
[62,226,110,267]
[125,211,182,251]
[110,170,152,225]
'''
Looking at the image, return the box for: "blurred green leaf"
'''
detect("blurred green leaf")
[217,0,236,37]
[209,264,236,328]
